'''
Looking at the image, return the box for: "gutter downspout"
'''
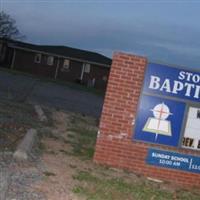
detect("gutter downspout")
[11,49,16,69]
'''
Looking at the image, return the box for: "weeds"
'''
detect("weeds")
[0,99,42,151]
[66,123,97,159]
[73,171,200,200]
[53,113,98,159]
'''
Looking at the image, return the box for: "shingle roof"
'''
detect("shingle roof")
[5,38,112,66]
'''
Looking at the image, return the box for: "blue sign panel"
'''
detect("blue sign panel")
[143,63,200,102]
[134,95,186,147]
[146,148,200,174]
[133,63,200,149]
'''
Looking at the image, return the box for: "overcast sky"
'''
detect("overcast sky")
[1,0,200,69]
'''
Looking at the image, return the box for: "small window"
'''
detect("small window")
[84,63,91,73]
[34,53,41,63]
[63,59,70,69]
[61,59,70,72]
[47,56,54,66]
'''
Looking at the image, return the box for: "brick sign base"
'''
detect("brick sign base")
[94,52,200,187]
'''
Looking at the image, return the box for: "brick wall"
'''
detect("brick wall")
[94,52,200,188]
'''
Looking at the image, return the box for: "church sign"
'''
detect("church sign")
[95,53,200,186]
[134,63,200,151]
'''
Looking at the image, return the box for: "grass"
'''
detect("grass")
[0,100,40,126]
[64,114,98,159]
[0,99,43,151]
[41,111,199,200]
[66,114,200,200]
[73,171,200,200]
[2,99,197,200]
[68,128,97,159]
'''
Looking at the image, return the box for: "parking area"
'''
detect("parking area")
[0,69,104,118]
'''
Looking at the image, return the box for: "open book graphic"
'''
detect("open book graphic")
[143,117,172,136]
[142,103,172,140]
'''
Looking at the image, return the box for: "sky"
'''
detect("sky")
[1,0,200,69]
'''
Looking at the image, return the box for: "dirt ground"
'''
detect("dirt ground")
[1,102,200,200]
[29,109,139,200]
[31,108,200,200]
[32,110,94,200]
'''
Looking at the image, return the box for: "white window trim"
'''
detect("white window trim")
[84,63,91,73]
[47,56,54,66]
[63,59,70,70]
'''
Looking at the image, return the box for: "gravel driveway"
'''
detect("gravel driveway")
[0,69,104,199]
[0,69,104,118]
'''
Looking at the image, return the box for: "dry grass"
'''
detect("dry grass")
[0,99,43,151]
[40,108,200,200]
[1,100,199,200]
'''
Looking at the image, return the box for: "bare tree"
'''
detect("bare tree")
[0,11,24,40]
